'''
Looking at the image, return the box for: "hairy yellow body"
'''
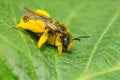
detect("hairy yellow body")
[17,9,73,55]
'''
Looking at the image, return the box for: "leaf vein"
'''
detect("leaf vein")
[84,11,119,74]
[54,54,60,80]
[87,66,120,79]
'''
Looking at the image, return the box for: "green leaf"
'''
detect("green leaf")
[0,0,120,80]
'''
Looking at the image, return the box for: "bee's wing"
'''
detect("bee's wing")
[24,8,57,30]
[44,22,57,30]
[24,8,50,22]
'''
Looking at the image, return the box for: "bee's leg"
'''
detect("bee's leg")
[37,29,49,48]
[55,36,62,56]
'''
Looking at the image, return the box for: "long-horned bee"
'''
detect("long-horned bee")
[17,8,89,56]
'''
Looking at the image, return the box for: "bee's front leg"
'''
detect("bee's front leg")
[37,29,49,48]
[55,35,62,56]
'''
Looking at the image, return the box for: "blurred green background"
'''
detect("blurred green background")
[0,0,120,80]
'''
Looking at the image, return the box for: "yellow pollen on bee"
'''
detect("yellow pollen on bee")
[17,9,51,33]
[17,19,46,33]
[35,9,51,18]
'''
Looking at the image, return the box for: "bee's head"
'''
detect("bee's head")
[62,34,90,51]
[62,34,73,51]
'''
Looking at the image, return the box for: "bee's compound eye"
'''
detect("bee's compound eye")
[63,38,68,47]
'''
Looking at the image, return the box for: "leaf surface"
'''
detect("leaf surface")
[0,0,120,80]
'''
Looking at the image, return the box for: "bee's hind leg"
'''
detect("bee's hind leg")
[37,29,49,48]
[55,35,62,56]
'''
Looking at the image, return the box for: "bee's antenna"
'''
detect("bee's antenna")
[73,36,90,41]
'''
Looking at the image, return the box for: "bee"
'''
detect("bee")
[17,8,89,56]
